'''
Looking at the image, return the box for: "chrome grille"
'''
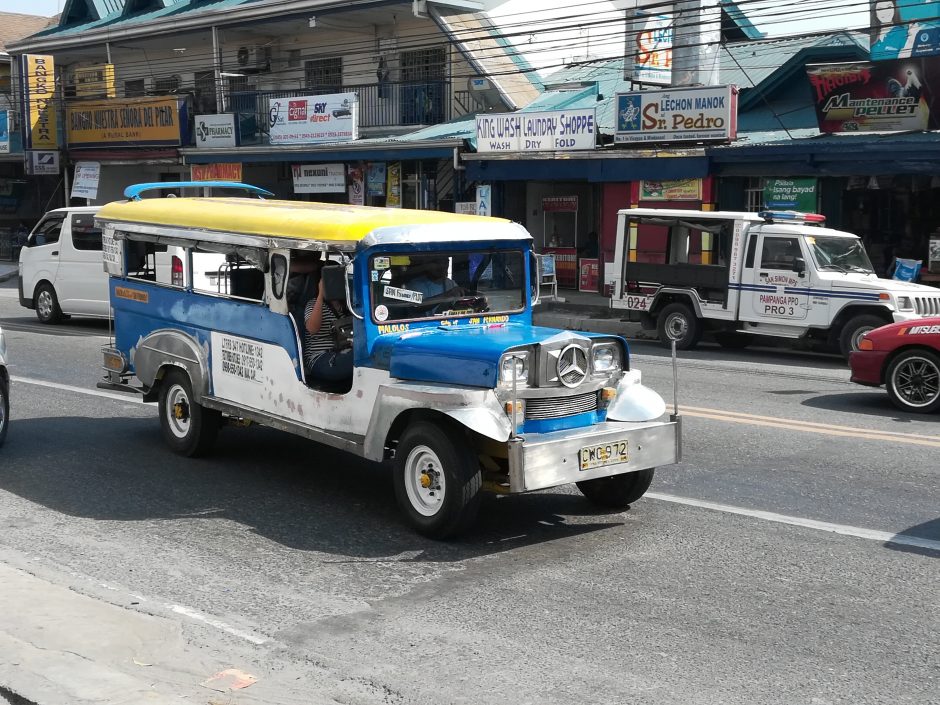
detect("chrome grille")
[914,297,940,316]
[525,392,598,420]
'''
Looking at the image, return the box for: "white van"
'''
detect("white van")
[18,206,225,324]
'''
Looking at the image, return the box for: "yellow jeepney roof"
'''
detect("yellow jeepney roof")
[96,197,510,243]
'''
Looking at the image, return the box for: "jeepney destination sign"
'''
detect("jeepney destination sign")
[615,85,737,144]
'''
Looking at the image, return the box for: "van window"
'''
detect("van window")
[27,216,64,247]
[71,214,103,251]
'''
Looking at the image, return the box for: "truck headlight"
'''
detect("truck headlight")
[897,296,914,311]
[592,343,621,374]
[499,352,529,384]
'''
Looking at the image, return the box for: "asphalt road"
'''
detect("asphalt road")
[1,281,938,705]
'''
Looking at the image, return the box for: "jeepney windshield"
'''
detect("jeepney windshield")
[369,250,526,323]
[806,235,875,274]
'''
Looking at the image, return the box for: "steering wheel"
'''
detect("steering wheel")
[428,291,489,316]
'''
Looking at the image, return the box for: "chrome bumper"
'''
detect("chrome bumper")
[507,416,681,493]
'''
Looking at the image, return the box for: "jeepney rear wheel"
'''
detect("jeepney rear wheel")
[393,421,482,539]
[657,303,701,350]
[158,368,220,457]
[576,468,655,509]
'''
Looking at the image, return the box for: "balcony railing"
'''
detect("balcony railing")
[229,79,454,144]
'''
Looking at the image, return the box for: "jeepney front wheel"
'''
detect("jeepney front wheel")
[657,303,701,350]
[393,421,482,539]
[158,368,220,457]
[576,468,655,509]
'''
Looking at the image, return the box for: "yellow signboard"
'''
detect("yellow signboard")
[67,96,183,147]
[192,163,243,181]
[639,178,702,201]
[20,54,57,150]
[73,64,116,98]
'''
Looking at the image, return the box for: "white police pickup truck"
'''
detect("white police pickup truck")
[610,209,940,356]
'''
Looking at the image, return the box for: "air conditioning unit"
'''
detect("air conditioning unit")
[235,45,272,74]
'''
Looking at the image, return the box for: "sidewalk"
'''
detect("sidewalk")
[0,261,16,284]
[0,557,334,705]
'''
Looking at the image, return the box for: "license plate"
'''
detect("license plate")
[624,295,653,311]
[579,440,629,470]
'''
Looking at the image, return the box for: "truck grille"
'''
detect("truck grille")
[914,297,940,316]
[525,392,598,420]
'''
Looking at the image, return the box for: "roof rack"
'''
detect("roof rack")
[124,181,274,201]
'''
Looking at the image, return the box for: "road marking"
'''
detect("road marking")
[12,375,143,404]
[647,492,940,553]
[671,405,940,448]
[167,604,269,645]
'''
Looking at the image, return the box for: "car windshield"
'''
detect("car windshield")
[807,235,874,273]
[369,250,526,324]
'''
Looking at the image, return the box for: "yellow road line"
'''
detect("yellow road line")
[670,405,940,448]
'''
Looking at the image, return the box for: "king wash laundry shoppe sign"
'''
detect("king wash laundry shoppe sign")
[615,85,737,144]
[475,109,596,153]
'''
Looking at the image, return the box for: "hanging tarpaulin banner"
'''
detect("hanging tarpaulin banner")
[476,185,492,216]
[19,55,57,150]
[348,165,365,205]
[624,11,673,85]
[71,161,100,200]
[639,179,701,201]
[386,163,401,207]
[0,111,9,154]
[763,178,818,212]
[367,162,386,196]
[870,0,940,61]
[292,163,346,193]
[805,59,940,132]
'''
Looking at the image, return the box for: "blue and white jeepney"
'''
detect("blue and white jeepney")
[96,182,680,538]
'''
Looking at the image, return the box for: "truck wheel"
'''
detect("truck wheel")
[886,349,940,413]
[577,468,655,509]
[158,368,220,457]
[839,314,886,358]
[657,303,701,350]
[393,421,482,539]
[0,377,8,447]
[35,282,63,324]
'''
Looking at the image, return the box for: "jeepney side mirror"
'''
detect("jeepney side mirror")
[792,256,806,276]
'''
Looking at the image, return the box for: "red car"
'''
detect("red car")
[850,317,940,413]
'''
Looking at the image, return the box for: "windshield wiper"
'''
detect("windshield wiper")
[845,265,873,273]
[819,263,847,272]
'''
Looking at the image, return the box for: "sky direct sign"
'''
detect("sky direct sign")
[806,59,940,132]
[475,109,596,152]
[615,85,737,144]
[269,93,358,145]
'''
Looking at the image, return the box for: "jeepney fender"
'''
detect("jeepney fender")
[650,288,705,317]
[132,329,210,400]
[363,383,511,462]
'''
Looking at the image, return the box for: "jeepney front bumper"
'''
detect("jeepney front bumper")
[507,417,681,493]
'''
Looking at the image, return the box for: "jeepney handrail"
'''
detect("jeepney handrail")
[124,182,274,201]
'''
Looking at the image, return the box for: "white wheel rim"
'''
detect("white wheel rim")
[165,383,191,439]
[37,291,53,319]
[404,444,446,517]
[665,313,688,340]
[891,356,940,409]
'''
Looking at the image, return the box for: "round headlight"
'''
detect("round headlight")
[500,355,527,382]
[593,346,617,373]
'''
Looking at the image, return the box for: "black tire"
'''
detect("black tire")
[839,314,886,358]
[577,468,655,509]
[657,303,701,350]
[715,332,753,349]
[158,368,220,457]
[0,376,8,448]
[34,282,63,324]
[393,421,482,539]
[886,349,940,414]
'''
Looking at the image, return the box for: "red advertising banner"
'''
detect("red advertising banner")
[807,57,940,133]
[579,258,599,292]
[192,163,243,181]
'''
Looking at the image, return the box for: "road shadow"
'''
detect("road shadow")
[802,392,940,424]
[0,314,111,337]
[0,415,625,562]
[884,518,940,558]
[629,338,849,370]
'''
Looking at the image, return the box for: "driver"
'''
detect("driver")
[304,277,352,385]
[406,257,460,298]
